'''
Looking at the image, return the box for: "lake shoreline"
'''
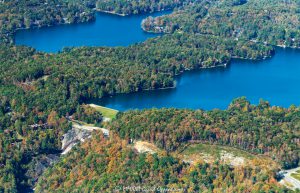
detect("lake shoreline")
[95,9,128,16]
[15,9,172,52]
[13,10,300,111]
[92,48,300,111]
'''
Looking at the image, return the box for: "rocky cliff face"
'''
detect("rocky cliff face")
[26,154,60,188]
[61,123,108,154]
[61,126,93,155]
[26,123,106,189]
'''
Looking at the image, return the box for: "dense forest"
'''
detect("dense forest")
[0,34,273,191]
[142,0,300,48]
[0,33,273,115]
[35,133,291,192]
[0,96,102,191]
[96,0,192,15]
[0,0,191,42]
[109,98,300,169]
[0,0,299,192]
[0,0,94,43]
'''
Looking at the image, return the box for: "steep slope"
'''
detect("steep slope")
[36,133,290,192]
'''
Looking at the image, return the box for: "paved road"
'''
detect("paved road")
[279,167,300,190]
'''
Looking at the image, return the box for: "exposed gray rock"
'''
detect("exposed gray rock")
[61,126,93,155]
[26,154,60,187]
[61,123,108,154]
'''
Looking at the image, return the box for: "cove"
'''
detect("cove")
[14,11,300,111]
[90,48,300,111]
[15,10,171,53]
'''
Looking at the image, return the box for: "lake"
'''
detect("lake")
[15,10,171,52]
[92,48,300,110]
[15,11,300,111]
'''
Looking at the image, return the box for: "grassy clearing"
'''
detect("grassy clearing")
[291,170,300,181]
[89,104,118,119]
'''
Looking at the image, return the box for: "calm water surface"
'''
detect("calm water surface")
[93,48,300,110]
[15,11,171,52]
[15,12,300,110]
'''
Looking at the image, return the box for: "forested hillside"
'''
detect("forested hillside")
[0,0,94,43]
[0,96,101,191]
[0,34,273,191]
[109,98,300,169]
[0,0,191,42]
[95,0,192,15]
[0,33,273,117]
[142,0,300,48]
[0,0,299,192]
[35,133,291,192]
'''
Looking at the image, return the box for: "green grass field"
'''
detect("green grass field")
[291,170,300,181]
[89,104,119,119]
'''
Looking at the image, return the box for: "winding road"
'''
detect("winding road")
[279,167,300,190]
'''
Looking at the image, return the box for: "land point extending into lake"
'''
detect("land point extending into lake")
[15,11,300,111]
[15,10,172,53]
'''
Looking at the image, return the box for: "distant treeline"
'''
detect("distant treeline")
[0,0,299,192]
[0,0,95,43]
[142,0,300,48]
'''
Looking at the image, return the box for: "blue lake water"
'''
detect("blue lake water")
[94,48,300,110]
[15,11,300,111]
[15,11,171,52]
